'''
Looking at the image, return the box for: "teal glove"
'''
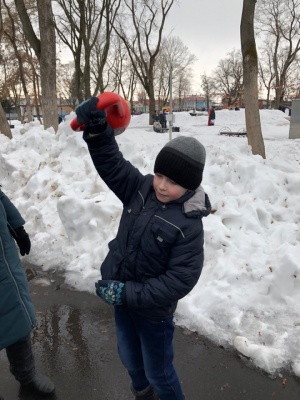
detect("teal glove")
[95,280,125,305]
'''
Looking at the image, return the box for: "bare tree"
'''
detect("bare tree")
[284,58,300,97]
[56,61,76,104]
[0,104,12,138]
[176,72,192,110]
[90,25,122,96]
[0,1,14,137]
[155,36,196,109]
[241,0,265,158]
[201,73,215,109]
[115,0,174,124]
[212,49,243,107]
[2,0,36,122]
[14,0,58,131]
[155,51,170,110]
[258,39,276,108]
[104,36,139,106]
[256,0,300,108]
[54,0,121,102]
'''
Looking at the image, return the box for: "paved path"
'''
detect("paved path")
[1,266,300,400]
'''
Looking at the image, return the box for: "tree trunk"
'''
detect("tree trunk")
[0,104,12,139]
[148,83,156,125]
[241,0,266,159]
[25,95,33,123]
[15,0,58,131]
[37,0,58,131]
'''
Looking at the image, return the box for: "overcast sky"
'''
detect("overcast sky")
[60,0,244,95]
[165,0,244,92]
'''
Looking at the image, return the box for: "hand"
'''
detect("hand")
[95,280,125,305]
[76,96,106,127]
[14,226,31,256]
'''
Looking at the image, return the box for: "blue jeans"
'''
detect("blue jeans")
[114,307,185,400]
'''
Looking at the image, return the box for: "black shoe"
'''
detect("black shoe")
[22,374,55,395]
[131,385,159,400]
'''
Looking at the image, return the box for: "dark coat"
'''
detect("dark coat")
[84,126,211,320]
[0,189,36,350]
[209,108,216,120]
[152,111,159,122]
[158,112,166,128]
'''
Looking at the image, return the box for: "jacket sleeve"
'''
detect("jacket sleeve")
[0,189,25,229]
[124,227,204,309]
[83,125,145,206]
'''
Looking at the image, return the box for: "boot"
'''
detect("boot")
[21,373,55,395]
[131,384,159,400]
[6,336,55,395]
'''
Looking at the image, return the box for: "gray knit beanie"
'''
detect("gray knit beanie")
[154,136,206,190]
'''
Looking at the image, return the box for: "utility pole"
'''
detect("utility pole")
[289,99,300,139]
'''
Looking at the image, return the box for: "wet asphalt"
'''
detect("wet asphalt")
[1,265,300,400]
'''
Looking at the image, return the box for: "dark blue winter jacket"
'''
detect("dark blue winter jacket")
[0,189,36,350]
[84,126,211,320]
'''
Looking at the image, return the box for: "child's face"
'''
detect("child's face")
[153,173,188,203]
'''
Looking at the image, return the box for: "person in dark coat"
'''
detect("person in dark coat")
[158,110,166,128]
[152,110,159,123]
[75,97,211,400]
[0,188,54,396]
[208,106,216,126]
[163,108,168,128]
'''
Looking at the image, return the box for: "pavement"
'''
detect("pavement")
[1,264,300,400]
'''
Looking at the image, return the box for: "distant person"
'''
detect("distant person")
[58,114,63,123]
[75,96,211,400]
[158,110,166,129]
[163,109,168,128]
[0,188,55,397]
[152,110,159,123]
[208,106,216,126]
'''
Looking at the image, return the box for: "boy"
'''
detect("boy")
[76,97,211,400]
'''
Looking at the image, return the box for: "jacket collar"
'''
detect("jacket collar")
[183,186,206,213]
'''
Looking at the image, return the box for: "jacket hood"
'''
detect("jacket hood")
[183,186,211,217]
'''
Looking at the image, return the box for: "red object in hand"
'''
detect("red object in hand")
[70,92,131,135]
